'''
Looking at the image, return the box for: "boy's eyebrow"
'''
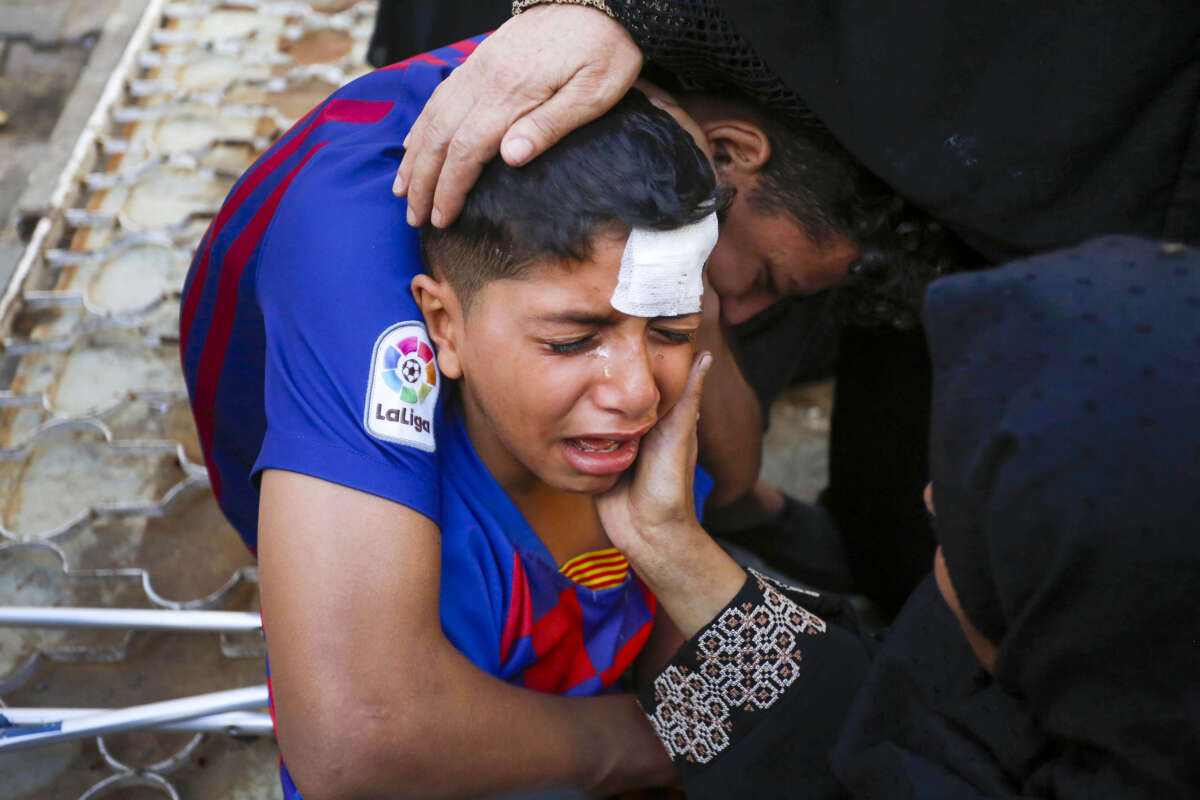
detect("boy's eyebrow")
[534,311,704,324]
[535,312,619,326]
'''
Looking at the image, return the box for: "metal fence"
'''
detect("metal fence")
[0,2,377,796]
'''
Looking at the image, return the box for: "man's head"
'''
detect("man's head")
[416,91,721,495]
[677,93,973,327]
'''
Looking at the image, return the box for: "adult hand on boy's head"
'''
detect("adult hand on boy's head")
[599,352,746,638]
[394,4,642,227]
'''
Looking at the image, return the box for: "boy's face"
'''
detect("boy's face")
[452,234,701,495]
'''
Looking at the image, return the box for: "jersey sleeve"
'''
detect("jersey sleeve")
[252,127,443,524]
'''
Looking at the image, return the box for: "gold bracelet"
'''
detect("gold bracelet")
[512,0,616,20]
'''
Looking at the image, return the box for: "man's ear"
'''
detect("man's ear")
[701,119,771,178]
[410,273,464,379]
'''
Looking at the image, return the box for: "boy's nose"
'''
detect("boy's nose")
[593,341,660,419]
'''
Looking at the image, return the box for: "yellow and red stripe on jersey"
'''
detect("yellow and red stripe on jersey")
[559,547,629,590]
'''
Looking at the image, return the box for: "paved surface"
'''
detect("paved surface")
[0,3,832,797]
[0,0,151,302]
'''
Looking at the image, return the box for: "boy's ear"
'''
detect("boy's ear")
[410,273,464,379]
[701,118,771,178]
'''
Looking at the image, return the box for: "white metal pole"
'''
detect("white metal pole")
[0,708,273,737]
[0,0,168,329]
[0,607,262,632]
[0,685,269,751]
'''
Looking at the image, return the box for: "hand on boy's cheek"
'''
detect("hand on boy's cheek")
[596,352,711,561]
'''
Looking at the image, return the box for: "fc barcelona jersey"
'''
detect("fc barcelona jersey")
[182,36,715,800]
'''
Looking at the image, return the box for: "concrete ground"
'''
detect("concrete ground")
[0,3,833,797]
[0,0,140,290]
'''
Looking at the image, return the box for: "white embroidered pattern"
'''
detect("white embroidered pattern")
[647,665,733,764]
[647,575,827,763]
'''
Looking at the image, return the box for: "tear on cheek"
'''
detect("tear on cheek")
[584,345,614,377]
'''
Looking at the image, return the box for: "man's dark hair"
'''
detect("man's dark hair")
[421,90,724,310]
[749,107,982,328]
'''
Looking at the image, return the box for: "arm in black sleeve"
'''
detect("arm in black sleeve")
[638,569,874,799]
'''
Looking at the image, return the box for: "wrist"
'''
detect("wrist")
[618,516,707,576]
[625,525,747,639]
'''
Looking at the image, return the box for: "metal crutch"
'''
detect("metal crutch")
[0,606,271,750]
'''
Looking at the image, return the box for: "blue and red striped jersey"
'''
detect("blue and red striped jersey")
[182,36,716,799]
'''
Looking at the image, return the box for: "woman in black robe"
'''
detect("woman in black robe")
[830,235,1200,799]
[630,235,1200,798]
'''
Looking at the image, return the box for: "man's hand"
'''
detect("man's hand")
[598,352,746,638]
[394,4,641,228]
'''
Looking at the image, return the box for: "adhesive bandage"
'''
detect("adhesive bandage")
[610,211,718,317]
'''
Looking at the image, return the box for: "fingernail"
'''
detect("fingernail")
[406,207,417,226]
[699,352,713,372]
[393,173,407,196]
[501,137,533,164]
[431,207,443,228]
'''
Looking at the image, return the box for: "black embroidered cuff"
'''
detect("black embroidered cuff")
[638,569,828,775]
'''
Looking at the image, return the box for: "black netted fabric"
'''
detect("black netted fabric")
[606,0,818,126]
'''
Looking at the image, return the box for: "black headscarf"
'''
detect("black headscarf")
[717,2,1200,262]
[834,236,1200,799]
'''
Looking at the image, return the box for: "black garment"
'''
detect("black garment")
[835,237,1200,798]
[921,236,1200,796]
[624,0,1200,261]
[822,324,934,617]
[367,0,508,67]
[657,237,1200,799]
[832,579,1050,800]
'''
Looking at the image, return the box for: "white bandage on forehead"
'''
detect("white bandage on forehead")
[610,211,718,318]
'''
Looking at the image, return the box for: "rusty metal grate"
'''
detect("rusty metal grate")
[0,2,377,797]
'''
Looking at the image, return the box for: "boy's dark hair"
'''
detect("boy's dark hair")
[421,90,724,310]
[748,107,984,328]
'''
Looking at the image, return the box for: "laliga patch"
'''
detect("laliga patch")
[363,321,439,451]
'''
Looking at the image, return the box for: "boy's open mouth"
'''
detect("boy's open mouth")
[570,437,623,453]
[561,436,642,475]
